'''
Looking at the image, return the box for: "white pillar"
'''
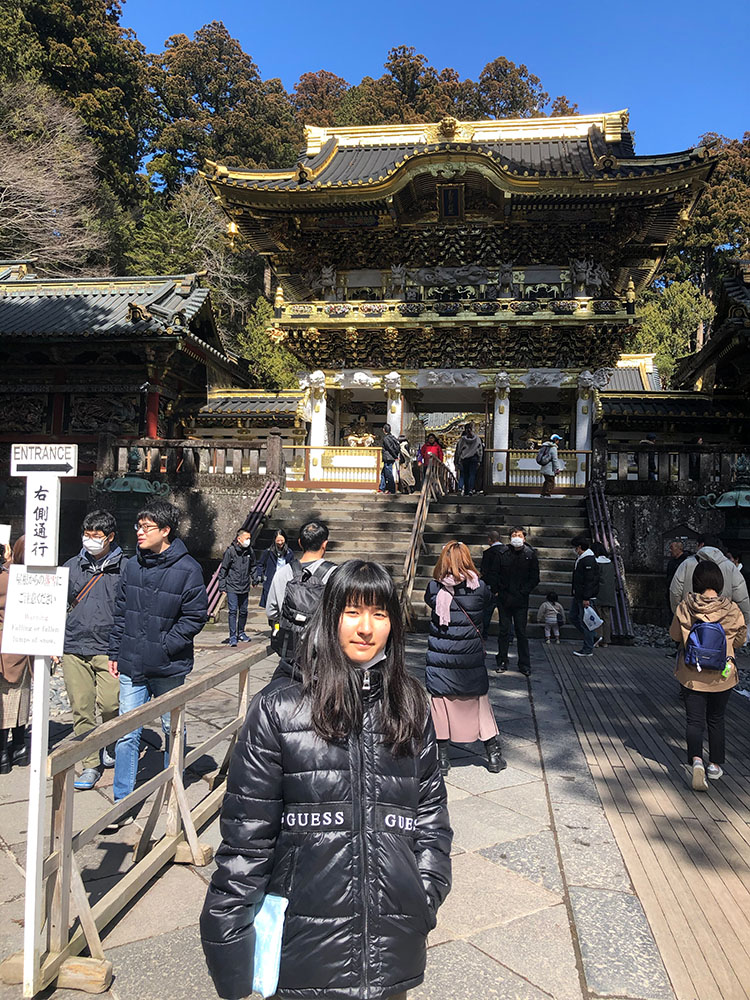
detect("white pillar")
[575,372,594,486]
[384,372,403,435]
[492,372,511,486]
[306,370,327,480]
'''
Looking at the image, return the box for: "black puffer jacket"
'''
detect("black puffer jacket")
[424,579,491,696]
[217,539,255,594]
[572,550,600,601]
[200,659,452,1000]
[63,546,126,656]
[108,538,208,682]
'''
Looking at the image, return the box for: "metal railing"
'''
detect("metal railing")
[587,480,634,643]
[400,456,457,620]
[0,648,267,996]
[206,479,282,620]
[483,449,591,490]
[285,445,382,490]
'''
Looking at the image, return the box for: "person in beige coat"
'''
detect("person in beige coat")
[670,559,746,792]
[669,535,750,628]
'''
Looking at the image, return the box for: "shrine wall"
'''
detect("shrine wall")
[605,494,730,625]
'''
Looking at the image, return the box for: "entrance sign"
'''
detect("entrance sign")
[10,443,78,477]
[8,443,77,996]
[1,566,69,657]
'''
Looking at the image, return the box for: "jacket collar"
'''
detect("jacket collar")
[137,536,188,568]
[78,545,123,572]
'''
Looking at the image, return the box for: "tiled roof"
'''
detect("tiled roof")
[0,274,211,338]
[199,395,302,415]
[601,396,746,419]
[207,126,708,194]
[603,368,646,392]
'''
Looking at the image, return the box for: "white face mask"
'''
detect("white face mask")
[82,536,107,556]
[240,539,251,548]
[510,536,524,549]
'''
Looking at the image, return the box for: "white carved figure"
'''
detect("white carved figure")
[308,369,327,391]
[494,371,511,393]
[351,371,377,388]
[384,371,402,392]
[592,367,615,389]
[578,370,596,389]
[320,265,336,289]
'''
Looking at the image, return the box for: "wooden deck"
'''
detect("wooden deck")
[544,644,750,1000]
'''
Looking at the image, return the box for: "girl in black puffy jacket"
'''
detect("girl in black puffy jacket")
[200,560,452,1000]
[425,541,505,777]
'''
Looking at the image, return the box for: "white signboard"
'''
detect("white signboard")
[1,565,69,657]
[10,443,78,477]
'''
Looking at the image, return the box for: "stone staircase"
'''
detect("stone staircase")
[411,493,589,640]
[244,490,589,640]
[245,491,420,630]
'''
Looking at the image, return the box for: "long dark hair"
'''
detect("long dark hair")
[299,560,428,756]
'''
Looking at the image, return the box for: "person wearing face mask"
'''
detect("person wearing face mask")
[201,560,452,1000]
[60,511,125,790]
[217,529,256,647]
[494,528,540,677]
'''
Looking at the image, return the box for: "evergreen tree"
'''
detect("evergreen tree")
[629,282,715,385]
[0,0,152,206]
[236,297,300,390]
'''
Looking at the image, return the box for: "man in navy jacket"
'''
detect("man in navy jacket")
[108,501,207,805]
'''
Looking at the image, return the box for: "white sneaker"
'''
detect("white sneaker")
[101,747,116,768]
[692,760,708,791]
[707,764,723,780]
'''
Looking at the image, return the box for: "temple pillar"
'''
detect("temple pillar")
[492,372,511,486]
[146,388,160,438]
[305,370,327,480]
[575,373,594,486]
[384,372,403,435]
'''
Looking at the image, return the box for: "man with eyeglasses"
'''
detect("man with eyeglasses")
[107,501,207,814]
[60,510,125,790]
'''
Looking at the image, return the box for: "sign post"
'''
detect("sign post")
[3,443,77,996]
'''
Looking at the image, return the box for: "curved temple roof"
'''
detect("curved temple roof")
[203,111,714,197]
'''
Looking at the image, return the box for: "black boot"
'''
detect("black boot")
[11,726,29,767]
[437,740,451,777]
[0,730,12,775]
[484,737,507,774]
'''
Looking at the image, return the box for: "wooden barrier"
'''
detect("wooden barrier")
[0,648,266,996]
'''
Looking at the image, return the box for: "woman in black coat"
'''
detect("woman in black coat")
[201,560,452,1000]
[425,541,505,777]
[254,528,296,608]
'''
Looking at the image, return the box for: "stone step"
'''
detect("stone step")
[422,532,582,548]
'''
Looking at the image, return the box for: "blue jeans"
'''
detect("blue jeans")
[226,591,248,640]
[462,456,480,494]
[570,599,596,652]
[113,673,187,801]
[383,461,397,494]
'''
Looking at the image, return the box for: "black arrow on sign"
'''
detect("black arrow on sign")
[16,463,74,474]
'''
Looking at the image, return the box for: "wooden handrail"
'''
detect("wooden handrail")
[1,648,267,996]
[400,456,457,621]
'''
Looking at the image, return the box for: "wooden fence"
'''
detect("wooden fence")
[0,648,266,996]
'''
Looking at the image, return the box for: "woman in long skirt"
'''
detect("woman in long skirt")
[424,540,505,776]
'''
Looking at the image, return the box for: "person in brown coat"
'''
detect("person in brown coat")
[670,559,746,792]
[0,536,32,774]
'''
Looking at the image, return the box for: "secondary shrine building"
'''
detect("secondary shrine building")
[202,110,716,490]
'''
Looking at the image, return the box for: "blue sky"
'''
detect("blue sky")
[122,0,748,154]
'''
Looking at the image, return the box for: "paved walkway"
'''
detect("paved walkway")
[1,631,746,999]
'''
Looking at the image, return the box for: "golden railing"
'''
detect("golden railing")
[285,445,382,489]
[484,449,591,490]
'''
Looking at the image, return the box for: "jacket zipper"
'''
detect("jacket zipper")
[354,696,371,998]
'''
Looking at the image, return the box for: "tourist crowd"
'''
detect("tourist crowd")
[1,492,749,1000]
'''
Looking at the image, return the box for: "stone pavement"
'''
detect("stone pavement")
[0,630,676,1000]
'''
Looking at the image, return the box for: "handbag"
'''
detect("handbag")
[583,605,603,631]
[252,894,289,998]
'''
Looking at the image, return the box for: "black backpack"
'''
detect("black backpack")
[536,443,552,467]
[274,560,336,658]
